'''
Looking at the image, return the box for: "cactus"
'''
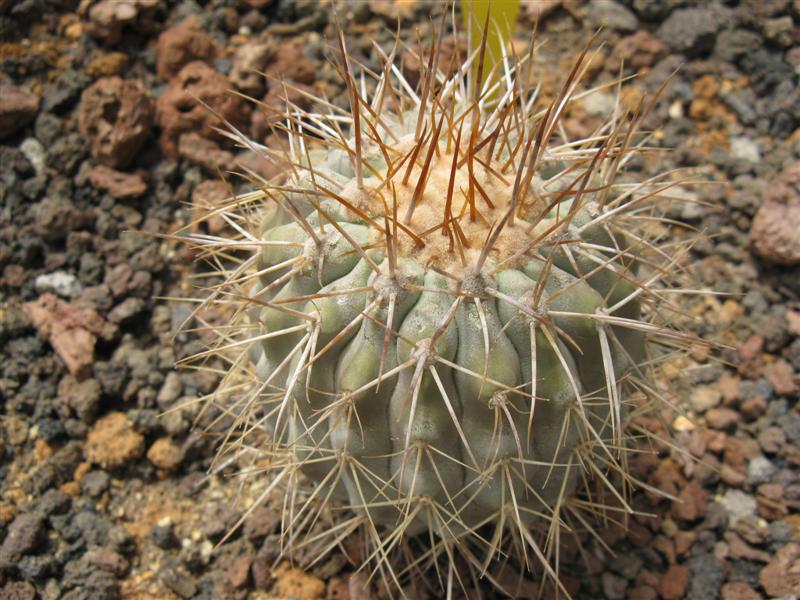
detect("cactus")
[180,15,697,599]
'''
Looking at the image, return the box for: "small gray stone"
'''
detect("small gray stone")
[657,7,729,57]
[34,271,82,298]
[19,138,46,175]
[714,29,762,63]
[730,137,760,164]
[159,562,197,599]
[747,455,777,486]
[585,0,638,33]
[719,489,757,524]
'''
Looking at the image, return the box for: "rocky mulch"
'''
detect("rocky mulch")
[1,1,799,599]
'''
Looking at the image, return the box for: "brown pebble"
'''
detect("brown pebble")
[740,394,767,420]
[78,77,154,169]
[757,426,786,454]
[759,543,800,597]
[88,165,147,199]
[23,293,115,378]
[0,84,39,139]
[720,581,761,600]
[177,132,234,176]
[85,412,144,469]
[718,373,741,404]
[657,564,688,600]
[737,335,764,379]
[226,555,253,589]
[750,162,800,266]
[156,15,219,79]
[243,506,280,544]
[146,437,185,470]
[251,556,274,590]
[273,562,325,600]
[766,359,797,396]
[706,407,739,430]
[672,481,708,522]
[156,61,248,159]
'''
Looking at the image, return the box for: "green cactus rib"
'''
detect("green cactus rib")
[180,20,701,599]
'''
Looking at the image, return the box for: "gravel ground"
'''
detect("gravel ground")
[1,1,799,598]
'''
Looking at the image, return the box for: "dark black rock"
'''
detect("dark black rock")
[656,6,730,57]
[0,513,46,569]
[81,470,110,498]
[16,554,55,581]
[159,561,198,599]
[41,70,89,114]
[149,522,179,549]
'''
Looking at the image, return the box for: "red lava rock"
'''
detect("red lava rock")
[718,373,741,404]
[611,31,667,71]
[751,161,800,265]
[766,359,797,396]
[724,531,772,562]
[757,483,788,520]
[84,412,145,469]
[657,564,688,600]
[759,543,800,597]
[758,426,786,454]
[227,554,253,589]
[740,394,767,420]
[78,77,154,168]
[653,535,676,565]
[327,576,349,600]
[23,293,115,378]
[0,84,39,139]
[251,556,274,590]
[192,179,230,235]
[230,38,275,96]
[346,572,372,600]
[243,506,280,544]
[627,586,658,600]
[82,0,159,45]
[672,481,709,522]
[178,132,234,176]
[402,34,468,88]
[88,164,147,199]
[251,81,315,141]
[156,15,220,79]
[720,581,761,600]
[720,461,746,487]
[236,148,285,184]
[673,530,696,556]
[723,437,761,485]
[86,547,129,576]
[737,335,764,379]
[0,581,37,600]
[264,41,316,85]
[706,407,739,430]
[787,309,800,336]
[156,61,248,159]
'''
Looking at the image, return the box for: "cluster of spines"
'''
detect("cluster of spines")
[172,7,703,599]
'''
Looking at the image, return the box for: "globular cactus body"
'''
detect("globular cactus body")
[184,20,693,597]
